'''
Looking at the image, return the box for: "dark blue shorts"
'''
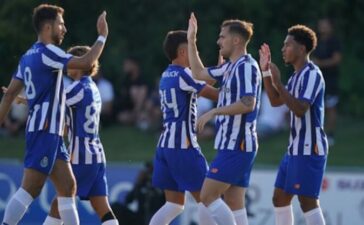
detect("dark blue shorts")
[25,131,70,175]
[206,150,257,187]
[152,147,208,192]
[72,163,108,200]
[275,153,327,199]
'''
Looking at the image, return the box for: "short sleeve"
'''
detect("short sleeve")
[238,62,259,98]
[65,81,84,107]
[42,44,73,73]
[12,64,23,81]
[298,70,323,105]
[179,68,206,93]
[207,62,229,85]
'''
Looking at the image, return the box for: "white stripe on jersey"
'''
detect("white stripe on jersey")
[179,77,197,92]
[303,70,317,99]
[96,141,103,163]
[72,137,79,164]
[46,44,73,59]
[316,127,326,156]
[49,70,64,135]
[168,122,176,148]
[244,63,253,93]
[28,104,41,132]
[41,54,64,69]
[65,80,80,93]
[303,110,312,155]
[245,122,253,152]
[38,102,49,130]
[85,137,92,165]
[181,121,187,149]
[66,89,84,106]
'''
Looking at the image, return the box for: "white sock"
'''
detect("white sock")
[304,207,326,225]
[57,197,79,225]
[102,219,119,225]
[197,202,217,225]
[2,188,33,225]
[233,208,249,225]
[149,201,184,225]
[274,205,294,225]
[43,216,63,225]
[207,198,236,225]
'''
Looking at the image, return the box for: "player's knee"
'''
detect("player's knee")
[297,196,318,212]
[58,177,77,196]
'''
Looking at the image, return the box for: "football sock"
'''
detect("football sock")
[274,205,294,225]
[2,188,33,225]
[207,198,236,225]
[57,197,79,225]
[304,207,326,225]
[233,208,249,225]
[149,201,184,225]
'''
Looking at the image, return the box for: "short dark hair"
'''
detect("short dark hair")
[67,46,99,76]
[288,25,317,53]
[32,4,64,34]
[221,20,254,43]
[163,30,187,61]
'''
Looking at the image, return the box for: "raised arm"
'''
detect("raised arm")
[187,13,215,83]
[67,11,109,71]
[259,44,309,117]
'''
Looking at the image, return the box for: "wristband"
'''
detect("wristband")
[97,35,106,44]
[262,69,272,78]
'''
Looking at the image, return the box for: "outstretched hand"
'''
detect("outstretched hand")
[197,109,215,133]
[259,43,271,71]
[187,12,198,42]
[97,11,108,37]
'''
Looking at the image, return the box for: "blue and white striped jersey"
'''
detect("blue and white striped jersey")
[13,42,72,136]
[286,62,328,156]
[65,76,105,165]
[208,54,261,152]
[157,65,206,150]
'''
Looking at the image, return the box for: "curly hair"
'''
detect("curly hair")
[288,25,317,53]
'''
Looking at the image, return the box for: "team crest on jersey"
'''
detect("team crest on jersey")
[40,156,48,168]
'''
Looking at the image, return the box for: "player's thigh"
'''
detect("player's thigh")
[21,168,48,198]
[224,185,245,210]
[49,159,76,196]
[272,187,294,207]
[89,196,113,219]
[164,190,185,205]
[200,178,230,206]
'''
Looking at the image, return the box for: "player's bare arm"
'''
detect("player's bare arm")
[259,43,285,106]
[274,83,310,117]
[199,85,219,102]
[0,79,23,124]
[187,13,215,83]
[68,11,108,71]
[197,96,256,132]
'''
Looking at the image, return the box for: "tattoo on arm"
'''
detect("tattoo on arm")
[240,96,255,107]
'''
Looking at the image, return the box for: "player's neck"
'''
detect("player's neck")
[172,58,188,68]
[229,48,247,64]
[293,56,310,72]
[37,35,54,45]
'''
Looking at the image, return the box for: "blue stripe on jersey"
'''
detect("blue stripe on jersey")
[158,65,205,150]
[66,76,105,165]
[286,62,328,156]
[14,42,72,136]
[208,54,261,152]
